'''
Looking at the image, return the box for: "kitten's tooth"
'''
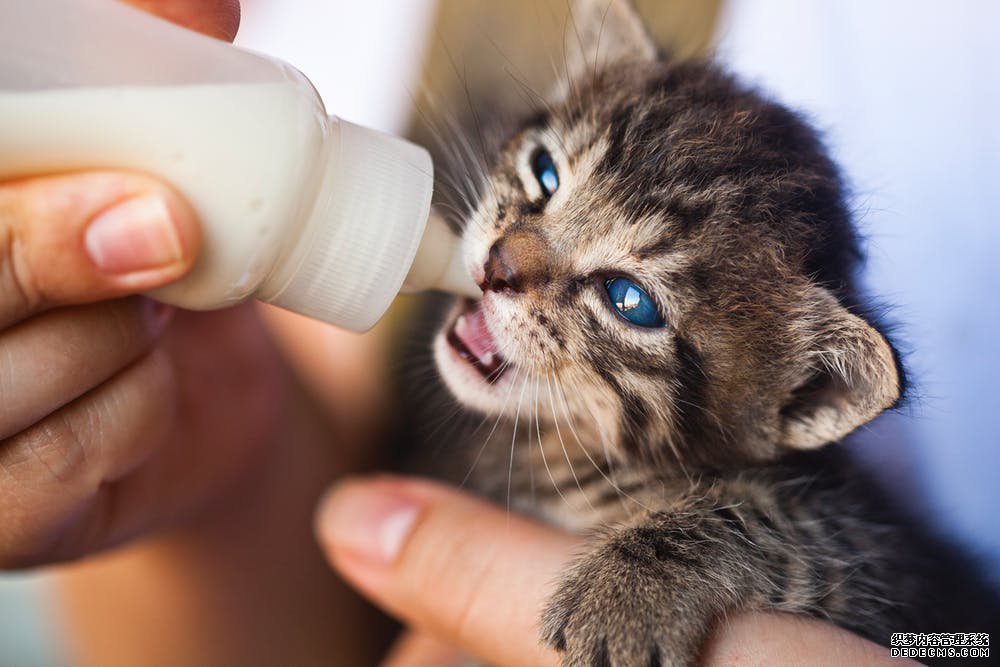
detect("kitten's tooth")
[481,351,494,366]
[455,314,467,333]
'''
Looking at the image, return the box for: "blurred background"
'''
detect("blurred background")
[2,0,997,663]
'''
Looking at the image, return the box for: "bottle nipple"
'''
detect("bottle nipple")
[404,211,481,298]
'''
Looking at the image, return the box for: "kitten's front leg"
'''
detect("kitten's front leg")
[540,485,903,667]
[540,510,757,667]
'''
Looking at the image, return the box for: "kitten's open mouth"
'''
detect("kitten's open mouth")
[446,300,508,382]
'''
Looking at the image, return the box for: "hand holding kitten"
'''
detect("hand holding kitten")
[316,476,913,667]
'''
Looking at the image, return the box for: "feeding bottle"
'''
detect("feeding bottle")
[0,0,479,331]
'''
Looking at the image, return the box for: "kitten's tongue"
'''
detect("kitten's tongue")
[454,305,495,361]
[448,301,507,379]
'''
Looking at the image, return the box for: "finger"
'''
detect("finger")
[702,612,920,667]
[122,0,241,41]
[0,171,200,327]
[316,476,576,667]
[0,297,173,439]
[0,348,177,567]
[382,630,469,667]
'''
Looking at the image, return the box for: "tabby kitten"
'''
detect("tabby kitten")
[412,1,1000,664]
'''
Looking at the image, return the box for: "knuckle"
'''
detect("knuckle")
[99,348,178,476]
[90,347,176,451]
[135,348,178,415]
[8,410,92,488]
[0,177,80,317]
[0,216,42,318]
[449,545,500,644]
[65,479,121,561]
[0,345,176,490]
[139,346,177,394]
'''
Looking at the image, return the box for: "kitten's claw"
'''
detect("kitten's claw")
[540,529,717,667]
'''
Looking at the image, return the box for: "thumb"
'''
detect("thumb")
[121,0,241,42]
[315,476,576,667]
[381,631,469,667]
[0,171,200,326]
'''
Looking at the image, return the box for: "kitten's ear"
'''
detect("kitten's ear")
[565,0,658,78]
[779,288,902,449]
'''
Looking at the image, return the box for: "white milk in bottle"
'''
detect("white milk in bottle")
[0,0,477,331]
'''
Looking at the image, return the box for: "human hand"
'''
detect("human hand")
[0,0,295,568]
[0,168,289,567]
[316,476,919,666]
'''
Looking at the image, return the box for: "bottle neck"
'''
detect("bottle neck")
[402,211,480,298]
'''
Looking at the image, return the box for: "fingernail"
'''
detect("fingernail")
[85,195,184,275]
[317,482,420,565]
[139,297,174,335]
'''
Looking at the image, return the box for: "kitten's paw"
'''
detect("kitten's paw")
[540,531,715,667]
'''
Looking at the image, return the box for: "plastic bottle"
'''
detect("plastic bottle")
[0,0,479,331]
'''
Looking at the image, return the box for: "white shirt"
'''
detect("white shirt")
[716,0,1000,576]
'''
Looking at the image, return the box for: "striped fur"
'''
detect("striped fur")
[412,1,1000,664]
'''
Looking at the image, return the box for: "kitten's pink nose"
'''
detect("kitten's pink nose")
[480,232,549,293]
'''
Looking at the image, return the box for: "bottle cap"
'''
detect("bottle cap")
[262,119,452,331]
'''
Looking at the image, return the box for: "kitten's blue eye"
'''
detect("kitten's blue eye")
[531,148,559,197]
[604,277,665,328]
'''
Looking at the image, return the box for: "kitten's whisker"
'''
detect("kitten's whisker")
[614,390,689,481]
[480,30,548,108]
[429,411,480,463]
[459,381,518,443]
[546,371,594,511]
[459,367,521,489]
[487,358,514,385]
[559,3,585,119]
[437,39,502,212]
[577,385,634,515]
[527,376,536,505]
[438,121,489,214]
[480,38,573,161]
[435,98,491,186]
[672,393,726,437]
[534,375,571,509]
[409,96,481,208]
[395,341,476,460]
[507,372,531,526]
[410,89,495,237]
[432,200,471,222]
[590,0,613,91]
[568,378,624,504]
[415,379,475,445]
[552,376,652,514]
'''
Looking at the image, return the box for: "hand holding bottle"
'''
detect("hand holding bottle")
[0,0,295,569]
[2,0,476,332]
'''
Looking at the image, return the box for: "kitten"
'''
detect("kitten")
[403,1,1000,664]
